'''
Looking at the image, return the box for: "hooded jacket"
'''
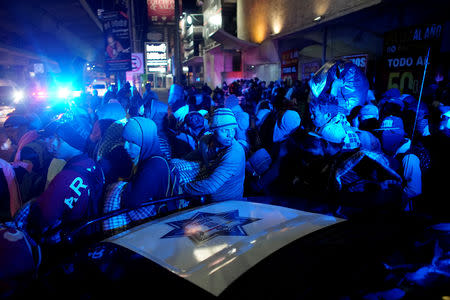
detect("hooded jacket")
[121,117,172,208]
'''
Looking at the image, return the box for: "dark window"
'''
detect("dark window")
[232,52,241,72]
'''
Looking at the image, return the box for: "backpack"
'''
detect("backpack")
[397,142,432,175]
[0,223,41,282]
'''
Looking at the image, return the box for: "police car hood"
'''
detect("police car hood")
[105,200,345,296]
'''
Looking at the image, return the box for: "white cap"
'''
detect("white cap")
[319,123,346,144]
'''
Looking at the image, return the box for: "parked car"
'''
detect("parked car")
[1,195,448,299]
[87,79,108,97]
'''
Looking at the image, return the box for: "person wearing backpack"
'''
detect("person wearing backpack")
[16,114,105,244]
[102,117,179,234]
[378,116,424,211]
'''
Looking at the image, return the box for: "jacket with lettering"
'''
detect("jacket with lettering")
[30,154,104,236]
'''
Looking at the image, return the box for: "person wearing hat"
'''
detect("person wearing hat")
[178,108,246,202]
[224,94,250,153]
[18,115,105,244]
[102,117,178,233]
[378,115,423,207]
[175,111,209,152]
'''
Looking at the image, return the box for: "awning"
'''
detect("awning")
[209,29,258,50]
[183,56,203,66]
[0,43,61,73]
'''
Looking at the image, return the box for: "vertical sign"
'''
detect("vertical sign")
[102,11,132,73]
[281,49,299,83]
[383,23,443,96]
[203,0,222,49]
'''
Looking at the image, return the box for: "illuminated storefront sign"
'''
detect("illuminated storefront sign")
[382,23,443,96]
[145,42,168,73]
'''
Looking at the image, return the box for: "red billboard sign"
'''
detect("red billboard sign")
[147,0,182,24]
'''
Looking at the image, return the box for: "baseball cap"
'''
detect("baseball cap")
[377,116,405,135]
[319,123,346,144]
[359,104,379,120]
[56,117,92,152]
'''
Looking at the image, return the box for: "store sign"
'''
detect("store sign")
[302,61,321,81]
[281,49,299,81]
[340,54,368,74]
[132,53,144,74]
[102,11,132,73]
[382,23,443,96]
[147,0,182,24]
[145,42,168,73]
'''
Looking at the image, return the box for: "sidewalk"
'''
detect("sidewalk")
[153,88,169,104]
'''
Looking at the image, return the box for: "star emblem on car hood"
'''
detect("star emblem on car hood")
[161,210,261,245]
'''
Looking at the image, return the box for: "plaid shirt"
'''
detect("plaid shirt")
[102,182,130,235]
[170,158,205,185]
[102,181,160,235]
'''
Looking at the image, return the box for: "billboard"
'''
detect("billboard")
[102,11,132,73]
[382,23,443,96]
[147,0,182,24]
[145,42,168,73]
[302,61,321,81]
[203,0,222,48]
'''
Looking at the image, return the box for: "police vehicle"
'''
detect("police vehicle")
[2,194,449,299]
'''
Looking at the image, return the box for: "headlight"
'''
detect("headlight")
[13,90,24,103]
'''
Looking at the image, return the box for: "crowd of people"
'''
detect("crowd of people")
[0,59,449,281]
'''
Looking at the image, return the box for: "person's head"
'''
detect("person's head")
[39,119,61,152]
[185,111,205,135]
[378,116,406,156]
[318,123,346,157]
[359,104,379,124]
[122,117,160,163]
[50,116,92,160]
[309,94,340,129]
[3,114,31,144]
[96,102,126,121]
[210,108,238,147]
[439,106,450,136]
[107,35,115,45]
[273,110,301,143]
[168,84,188,120]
